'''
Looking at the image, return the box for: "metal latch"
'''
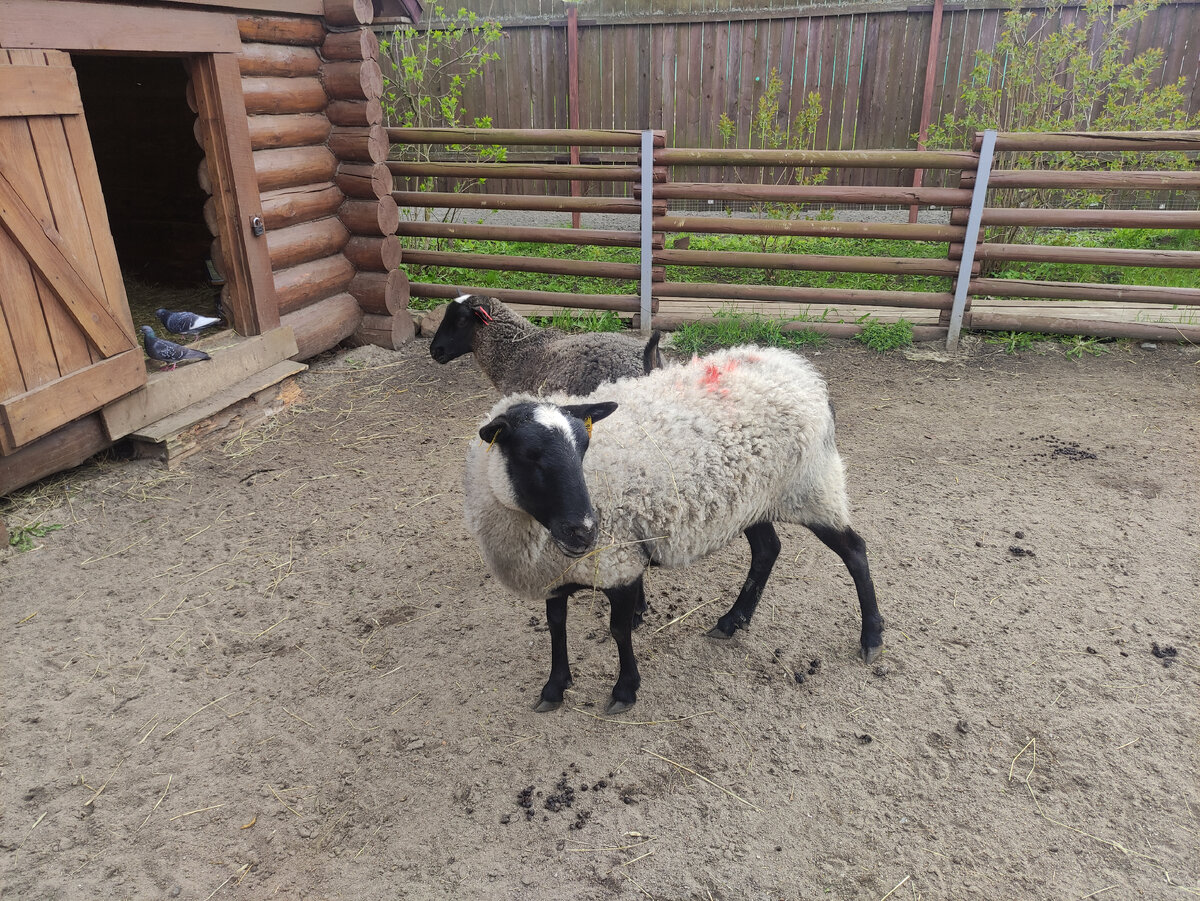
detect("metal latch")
[250,215,265,237]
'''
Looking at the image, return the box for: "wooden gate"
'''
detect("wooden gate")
[0,49,144,455]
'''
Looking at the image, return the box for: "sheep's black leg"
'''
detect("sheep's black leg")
[632,579,648,629]
[707,522,781,639]
[603,578,643,714]
[807,524,884,663]
[535,589,576,712]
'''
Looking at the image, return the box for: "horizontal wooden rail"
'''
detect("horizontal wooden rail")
[969,278,1200,305]
[653,281,953,309]
[650,313,948,342]
[388,127,665,148]
[394,191,659,215]
[387,160,663,182]
[410,282,642,312]
[984,130,1200,152]
[964,170,1200,190]
[395,220,650,248]
[965,208,1200,229]
[974,243,1200,268]
[968,311,1200,342]
[649,182,973,207]
[403,249,648,281]
[655,214,962,242]
[657,148,978,169]
[657,248,960,276]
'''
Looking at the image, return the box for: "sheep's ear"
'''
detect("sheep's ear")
[561,402,618,426]
[479,414,510,446]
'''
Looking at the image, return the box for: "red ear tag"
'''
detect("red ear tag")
[473,307,494,325]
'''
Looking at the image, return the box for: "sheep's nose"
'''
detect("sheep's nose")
[554,520,598,557]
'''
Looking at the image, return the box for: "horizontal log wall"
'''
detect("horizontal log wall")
[224,6,411,356]
[322,1,412,347]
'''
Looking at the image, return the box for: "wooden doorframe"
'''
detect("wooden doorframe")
[0,5,280,336]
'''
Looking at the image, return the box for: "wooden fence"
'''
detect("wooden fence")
[390,126,1200,345]
[378,0,1200,189]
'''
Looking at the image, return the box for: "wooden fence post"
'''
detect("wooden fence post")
[910,0,945,224]
[947,129,995,351]
[568,5,581,229]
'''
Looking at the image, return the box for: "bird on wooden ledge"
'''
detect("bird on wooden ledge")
[140,326,211,371]
[156,308,222,337]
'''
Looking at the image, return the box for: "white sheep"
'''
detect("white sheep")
[429,294,663,395]
[463,345,883,714]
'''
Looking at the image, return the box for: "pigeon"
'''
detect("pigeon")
[156,308,222,337]
[140,326,211,371]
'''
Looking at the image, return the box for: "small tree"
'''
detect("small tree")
[380,6,506,234]
[714,70,828,277]
[927,0,1200,240]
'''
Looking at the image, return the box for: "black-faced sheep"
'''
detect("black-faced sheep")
[429,294,663,395]
[463,345,883,714]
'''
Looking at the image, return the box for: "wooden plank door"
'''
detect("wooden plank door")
[0,49,145,455]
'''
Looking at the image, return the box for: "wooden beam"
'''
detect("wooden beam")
[388,127,664,148]
[100,327,299,441]
[189,54,280,335]
[0,67,81,118]
[1,350,143,450]
[0,170,132,356]
[0,414,109,497]
[0,2,240,53]
[409,282,641,312]
[652,281,953,310]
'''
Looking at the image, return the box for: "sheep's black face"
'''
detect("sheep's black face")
[480,401,618,557]
[429,296,481,364]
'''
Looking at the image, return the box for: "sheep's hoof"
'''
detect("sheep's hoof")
[860,644,883,665]
[533,697,563,713]
[604,697,635,716]
[705,625,735,639]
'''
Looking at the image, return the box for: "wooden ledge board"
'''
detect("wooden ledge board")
[1,2,240,54]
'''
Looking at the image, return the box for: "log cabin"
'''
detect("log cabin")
[0,0,420,495]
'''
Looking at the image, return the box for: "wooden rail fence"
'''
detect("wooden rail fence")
[390,126,1200,346]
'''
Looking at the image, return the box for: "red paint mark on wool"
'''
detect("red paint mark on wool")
[699,358,740,393]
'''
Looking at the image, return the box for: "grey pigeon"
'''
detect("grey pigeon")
[140,326,211,371]
[156,308,221,336]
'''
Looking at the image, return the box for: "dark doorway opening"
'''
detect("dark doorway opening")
[72,54,220,332]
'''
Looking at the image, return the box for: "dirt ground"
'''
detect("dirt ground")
[1,333,1197,901]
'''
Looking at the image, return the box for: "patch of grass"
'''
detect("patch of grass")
[985,330,1047,354]
[1060,335,1112,359]
[670,308,827,356]
[854,318,914,352]
[528,309,626,333]
[8,521,63,552]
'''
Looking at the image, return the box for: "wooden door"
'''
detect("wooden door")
[0,49,145,455]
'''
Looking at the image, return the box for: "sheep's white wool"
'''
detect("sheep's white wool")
[464,346,852,601]
[454,294,471,304]
[533,406,577,449]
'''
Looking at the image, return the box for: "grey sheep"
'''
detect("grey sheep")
[429,294,663,395]
[463,345,883,714]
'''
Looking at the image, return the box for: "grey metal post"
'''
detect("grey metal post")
[946,128,996,352]
[639,129,654,332]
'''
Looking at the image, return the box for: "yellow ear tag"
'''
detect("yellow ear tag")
[584,416,593,440]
